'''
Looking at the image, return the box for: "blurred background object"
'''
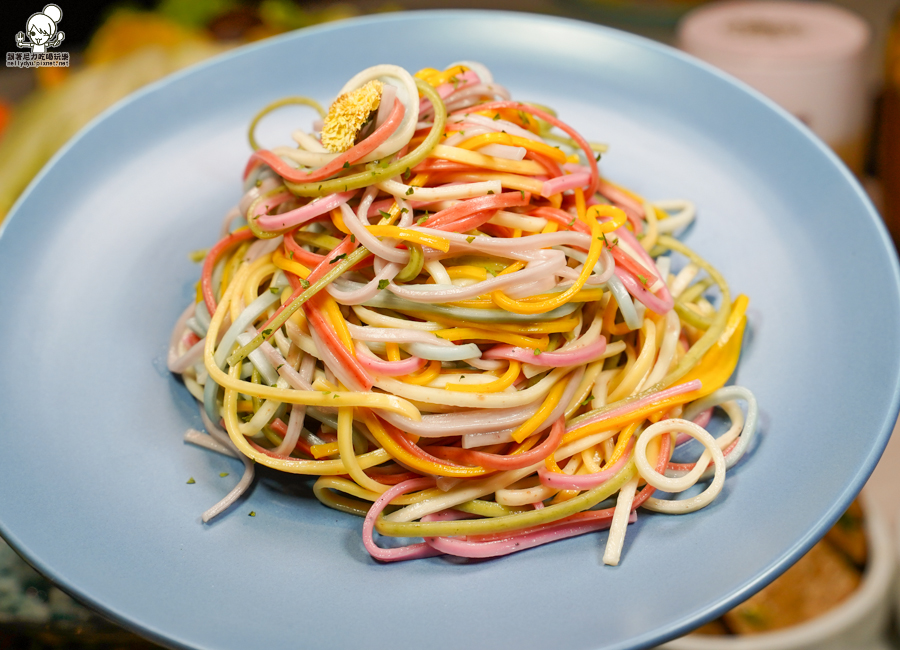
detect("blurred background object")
[878,6,900,243]
[0,0,383,221]
[659,496,897,650]
[561,0,714,33]
[678,1,871,175]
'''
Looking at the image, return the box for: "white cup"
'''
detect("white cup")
[678,1,871,173]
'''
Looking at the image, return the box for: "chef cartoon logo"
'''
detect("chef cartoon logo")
[7,4,68,67]
[16,4,65,52]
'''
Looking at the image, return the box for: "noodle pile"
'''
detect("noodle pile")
[167,62,757,564]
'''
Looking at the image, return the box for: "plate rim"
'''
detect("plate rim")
[1,9,898,650]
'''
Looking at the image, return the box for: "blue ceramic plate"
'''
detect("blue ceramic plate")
[0,10,897,650]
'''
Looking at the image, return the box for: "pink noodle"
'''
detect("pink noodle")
[362,478,443,562]
[540,171,591,198]
[355,343,427,377]
[254,190,356,232]
[167,302,200,373]
[537,439,634,490]
[563,162,590,174]
[422,510,635,559]
[597,179,644,216]
[423,190,530,228]
[692,408,714,429]
[245,97,405,184]
[616,268,674,315]
[451,101,600,197]
[484,337,607,367]
[418,70,480,116]
[169,337,205,374]
[307,322,366,393]
[615,225,674,313]
[570,380,702,433]
[675,408,714,445]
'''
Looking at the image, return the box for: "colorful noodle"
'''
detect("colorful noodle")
[167,62,757,565]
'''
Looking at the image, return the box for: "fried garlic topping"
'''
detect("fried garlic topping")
[321,80,384,153]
